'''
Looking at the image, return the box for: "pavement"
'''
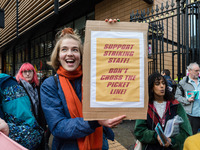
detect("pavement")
[108,139,127,150]
[110,120,136,150]
[48,120,136,150]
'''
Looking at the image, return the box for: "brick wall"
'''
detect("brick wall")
[95,0,178,78]
[95,0,173,21]
[95,0,152,21]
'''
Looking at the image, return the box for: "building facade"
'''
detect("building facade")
[0,0,153,78]
[0,0,198,81]
[0,0,100,77]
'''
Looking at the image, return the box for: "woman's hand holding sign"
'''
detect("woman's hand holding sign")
[0,118,9,136]
[98,115,126,128]
[105,18,120,23]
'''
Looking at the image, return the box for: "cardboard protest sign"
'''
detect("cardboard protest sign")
[83,20,148,120]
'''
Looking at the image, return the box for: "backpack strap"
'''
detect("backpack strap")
[177,83,185,97]
[53,74,58,89]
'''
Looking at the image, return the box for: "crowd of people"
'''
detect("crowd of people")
[0,28,126,150]
[134,64,200,150]
[0,27,200,150]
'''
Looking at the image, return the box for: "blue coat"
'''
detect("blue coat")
[40,75,114,150]
[164,75,173,88]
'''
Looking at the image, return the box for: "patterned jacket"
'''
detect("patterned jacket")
[0,73,43,150]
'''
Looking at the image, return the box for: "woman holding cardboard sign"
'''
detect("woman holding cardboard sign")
[40,28,126,150]
[134,72,192,150]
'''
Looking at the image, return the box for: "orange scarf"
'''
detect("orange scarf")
[57,65,103,150]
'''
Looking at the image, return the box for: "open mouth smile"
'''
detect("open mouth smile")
[66,59,75,63]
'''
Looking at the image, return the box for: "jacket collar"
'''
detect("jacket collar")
[186,76,189,83]
[148,99,179,128]
[186,75,200,83]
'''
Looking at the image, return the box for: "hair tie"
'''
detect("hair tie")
[61,28,74,37]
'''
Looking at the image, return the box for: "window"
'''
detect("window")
[5,48,13,75]
[45,32,53,56]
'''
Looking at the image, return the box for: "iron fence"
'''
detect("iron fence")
[130,0,200,81]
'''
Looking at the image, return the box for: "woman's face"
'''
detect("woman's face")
[22,70,34,83]
[58,38,81,72]
[153,78,166,97]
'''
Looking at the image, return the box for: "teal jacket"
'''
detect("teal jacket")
[134,100,192,150]
[0,73,43,149]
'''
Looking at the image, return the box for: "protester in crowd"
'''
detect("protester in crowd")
[16,63,47,150]
[40,27,126,150]
[161,69,173,88]
[0,73,43,149]
[183,132,200,150]
[134,72,192,150]
[175,62,200,134]
[161,69,177,94]
[174,73,183,84]
[40,73,48,85]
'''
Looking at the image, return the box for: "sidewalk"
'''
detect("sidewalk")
[108,139,127,150]
[112,120,136,150]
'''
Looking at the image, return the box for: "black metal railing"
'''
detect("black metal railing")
[130,0,200,81]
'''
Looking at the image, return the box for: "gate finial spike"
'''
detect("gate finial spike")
[165,1,169,9]
[161,3,164,11]
[156,5,159,12]
[151,6,154,14]
[171,0,175,7]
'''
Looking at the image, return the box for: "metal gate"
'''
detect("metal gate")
[130,0,200,81]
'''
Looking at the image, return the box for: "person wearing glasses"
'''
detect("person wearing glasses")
[175,62,200,134]
[16,62,47,150]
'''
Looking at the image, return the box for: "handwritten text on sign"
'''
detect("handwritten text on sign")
[96,38,140,102]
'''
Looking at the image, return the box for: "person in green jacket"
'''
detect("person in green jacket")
[134,72,192,150]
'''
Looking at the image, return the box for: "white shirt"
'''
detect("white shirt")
[153,101,167,118]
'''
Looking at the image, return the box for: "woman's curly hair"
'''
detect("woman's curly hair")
[148,72,175,103]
